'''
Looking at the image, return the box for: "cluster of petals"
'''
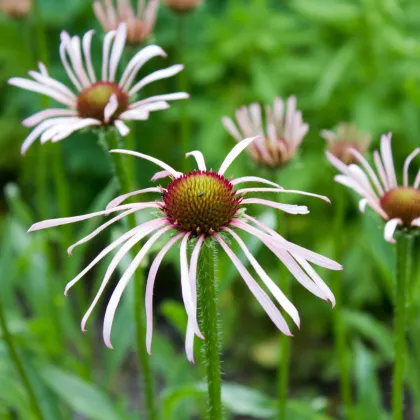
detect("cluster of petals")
[29,137,341,362]
[222,96,309,167]
[93,0,159,45]
[8,23,188,154]
[321,123,371,165]
[327,133,420,243]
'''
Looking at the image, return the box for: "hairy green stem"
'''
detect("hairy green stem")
[332,187,354,420]
[100,129,156,420]
[0,300,43,420]
[177,15,191,173]
[277,210,290,420]
[392,233,413,420]
[198,243,223,420]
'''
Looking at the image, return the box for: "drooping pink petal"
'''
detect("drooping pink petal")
[129,92,189,109]
[403,148,420,187]
[22,109,77,128]
[214,233,292,336]
[384,218,402,243]
[103,225,173,348]
[325,151,351,175]
[106,187,162,210]
[241,198,309,215]
[110,149,182,177]
[218,136,258,175]
[28,71,76,101]
[186,151,206,171]
[114,120,130,136]
[225,228,300,327]
[151,170,172,182]
[373,150,390,192]
[104,94,119,123]
[221,116,242,141]
[28,202,159,231]
[145,232,185,354]
[180,233,204,339]
[51,119,102,142]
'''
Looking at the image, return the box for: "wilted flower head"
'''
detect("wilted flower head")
[165,0,201,13]
[0,0,32,19]
[222,96,309,168]
[327,133,420,243]
[321,123,371,165]
[93,0,159,45]
[29,137,341,362]
[9,23,188,155]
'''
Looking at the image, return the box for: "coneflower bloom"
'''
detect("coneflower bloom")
[321,123,371,165]
[165,0,202,13]
[29,138,341,362]
[222,96,309,168]
[9,23,188,155]
[327,133,420,243]
[0,0,32,19]
[93,0,159,45]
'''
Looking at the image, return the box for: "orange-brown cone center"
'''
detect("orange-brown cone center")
[380,187,420,225]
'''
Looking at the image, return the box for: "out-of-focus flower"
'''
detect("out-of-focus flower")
[93,0,159,45]
[165,0,201,14]
[9,23,188,155]
[29,137,341,362]
[222,96,309,168]
[321,123,371,165]
[0,0,32,19]
[327,133,420,243]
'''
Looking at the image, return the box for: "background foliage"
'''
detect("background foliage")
[0,0,419,419]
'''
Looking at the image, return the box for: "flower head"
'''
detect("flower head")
[321,123,371,165]
[222,96,309,168]
[165,0,201,13]
[9,23,188,155]
[0,0,32,19]
[93,0,159,45]
[29,137,341,362]
[327,133,420,242]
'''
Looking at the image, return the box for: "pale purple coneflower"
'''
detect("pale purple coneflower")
[327,133,420,243]
[165,0,202,13]
[28,137,341,362]
[0,0,32,19]
[222,96,309,168]
[93,0,159,45]
[8,23,188,155]
[321,123,371,165]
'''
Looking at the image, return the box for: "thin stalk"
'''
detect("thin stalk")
[276,209,291,420]
[332,187,354,420]
[392,233,413,420]
[198,242,223,420]
[176,14,191,173]
[100,129,156,420]
[0,300,43,420]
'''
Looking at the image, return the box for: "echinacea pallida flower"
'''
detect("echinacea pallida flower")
[321,123,371,165]
[165,0,201,13]
[9,23,188,155]
[29,137,341,362]
[93,0,159,45]
[222,96,309,168]
[0,0,32,19]
[327,133,420,243]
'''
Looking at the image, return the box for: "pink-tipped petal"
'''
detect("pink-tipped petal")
[146,233,185,354]
[222,116,243,141]
[106,187,162,210]
[151,170,172,182]
[103,225,172,348]
[214,233,292,335]
[241,198,309,215]
[231,176,282,188]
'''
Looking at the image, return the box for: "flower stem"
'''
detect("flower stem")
[332,186,354,420]
[198,242,223,420]
[392,233,413,420]
[100,129,156,420]
[176,14,191,173]
[0,299,43,420]
[277,210,290,420]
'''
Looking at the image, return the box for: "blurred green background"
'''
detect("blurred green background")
[0,0,420,419]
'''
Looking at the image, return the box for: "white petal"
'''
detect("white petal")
[231,176,281,188]
[114,120,130,136]
[359,198,368,213]
[221,116,243,141]
[403,148,420,187]
[128,64,184,96]
[186,151,206,170]
[411,217,420,227]
[106,187,161,210]
[380,133,397,189]
[28,71,76,101]
[110,149,182,177]
[22,109,77,127]
[104,94,119,123]
[109,23,127,82]
[102,30,117,81]
[151,170,171,182]
[129,92,189,109]
[82,30,96,83]
[241,198,309,215]
[384,218,402,243]
[218,136,259,175]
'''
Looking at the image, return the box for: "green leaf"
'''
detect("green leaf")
[40,365,124,420]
